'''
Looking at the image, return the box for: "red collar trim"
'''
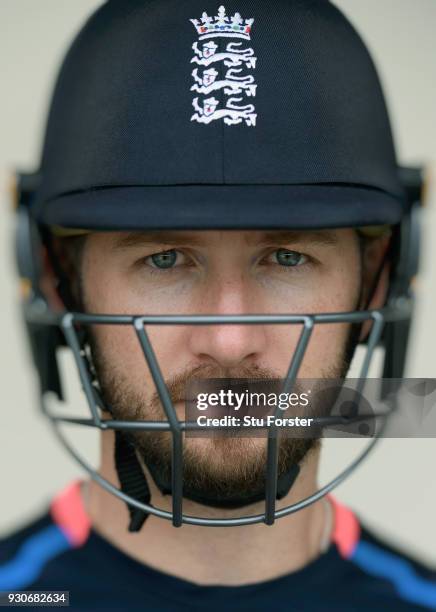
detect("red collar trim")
[49,481,359,556]
[50,479,91,547]
[328,495,360,558]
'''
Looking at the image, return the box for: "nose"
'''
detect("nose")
[187,277,268,369]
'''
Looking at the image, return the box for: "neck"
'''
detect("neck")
[83,430,329,586]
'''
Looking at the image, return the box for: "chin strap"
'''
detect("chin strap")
[114,431,150,532]
[146,459,300,509]
[114,429,300,530]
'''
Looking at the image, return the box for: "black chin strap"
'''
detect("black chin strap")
[146,459,300,509]
[114,431,150,532]
[114,430,300,530]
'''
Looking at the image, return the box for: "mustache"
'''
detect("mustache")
[150,362,280,409]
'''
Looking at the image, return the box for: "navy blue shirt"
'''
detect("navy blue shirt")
[1,481,435,611]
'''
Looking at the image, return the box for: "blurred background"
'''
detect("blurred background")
[0,1,435,564]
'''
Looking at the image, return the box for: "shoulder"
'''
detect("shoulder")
[356,523,436,591]
[349,524,436,609]
[0,481,90,592]
[358,523,436,578]
[0,510,71,591]
[330,497,436,610]
[0,512,54,565]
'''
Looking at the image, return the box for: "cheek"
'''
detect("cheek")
[86,271,199,317]
[258,262,360,317]
[308,264,360,314]
[271,248,360,373]
[265,322,352,379]
[91,323,192,394]
[300,323,351,376]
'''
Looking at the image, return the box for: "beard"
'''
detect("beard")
[89,329,356,507]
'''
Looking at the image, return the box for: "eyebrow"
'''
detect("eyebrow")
[112,229,339,251]
[112,231,207,250]
[247,230,339,246]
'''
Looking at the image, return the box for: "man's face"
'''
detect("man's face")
[79,229,363,503]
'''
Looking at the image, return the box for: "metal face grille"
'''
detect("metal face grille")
[27,300,411,527]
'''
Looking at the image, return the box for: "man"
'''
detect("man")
[1,1,435,610]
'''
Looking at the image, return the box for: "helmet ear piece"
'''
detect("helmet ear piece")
[14,173,43,292]
[25,317,65,402]
[381,166,424,381]
[14,171,65,401]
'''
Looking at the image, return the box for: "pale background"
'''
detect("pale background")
[0,1,435,565]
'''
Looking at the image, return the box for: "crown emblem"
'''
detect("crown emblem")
[190,5,254,41]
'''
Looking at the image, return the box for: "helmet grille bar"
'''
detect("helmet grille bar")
[134,319,184,526]
[62,312,102,427]
[264,318,314,525]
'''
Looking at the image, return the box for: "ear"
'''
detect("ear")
[358,236,391,342]
[39,245,66,311]
[39,237,83,312]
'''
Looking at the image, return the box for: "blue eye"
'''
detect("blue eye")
[274,249,306,266]
[150,250,178,269]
